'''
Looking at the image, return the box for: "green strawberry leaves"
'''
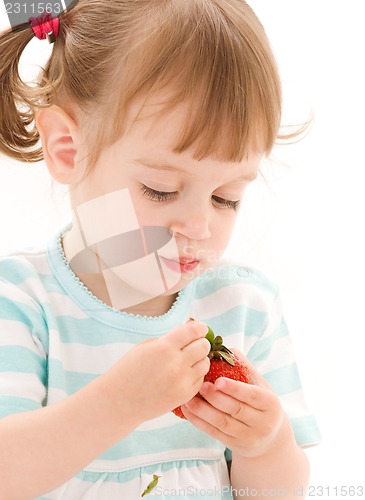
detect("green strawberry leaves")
[205,330,235,366]
[217,350,235,366]
[205,326,215,344]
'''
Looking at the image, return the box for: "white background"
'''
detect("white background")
[1,0,364,492]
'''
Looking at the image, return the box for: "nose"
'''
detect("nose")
[169,202,211,240]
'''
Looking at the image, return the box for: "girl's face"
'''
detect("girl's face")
[70,99,262,307]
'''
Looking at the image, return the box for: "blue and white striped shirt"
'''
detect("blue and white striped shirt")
[0,228,321,499]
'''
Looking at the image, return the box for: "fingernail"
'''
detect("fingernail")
[215,378,226,390]
[200,382,212,393]
[187,317,196,322]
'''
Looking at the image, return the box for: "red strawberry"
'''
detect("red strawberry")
[172,326,252,419]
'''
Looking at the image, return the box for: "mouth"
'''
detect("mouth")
[160,256,200,274]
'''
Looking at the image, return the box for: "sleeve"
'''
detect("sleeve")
[0,277,48,419]
[245,289,322,448]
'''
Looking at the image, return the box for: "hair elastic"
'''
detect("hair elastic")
[29,13,60,44]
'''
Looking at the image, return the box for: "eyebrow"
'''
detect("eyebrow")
[135,159,188,174]
[134,158,257,182]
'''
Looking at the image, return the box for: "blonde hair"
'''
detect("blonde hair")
[0,0,284,174]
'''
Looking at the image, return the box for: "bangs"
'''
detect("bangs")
[83,0,282,170]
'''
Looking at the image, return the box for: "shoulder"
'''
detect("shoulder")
[194,258,280,310]
[0,244,49,282]
[190,259,285,352]
[0,245,50,311]
[0,246,52,347]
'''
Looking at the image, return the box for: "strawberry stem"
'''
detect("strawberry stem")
[205,329,235,366]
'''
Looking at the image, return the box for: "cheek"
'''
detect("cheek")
[133,201,165,227]
[126,189,156,225]
[214,215,237,244]
[207,217,236,261]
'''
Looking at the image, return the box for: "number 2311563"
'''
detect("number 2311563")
[308,485,363,497]
[5,2,62,15]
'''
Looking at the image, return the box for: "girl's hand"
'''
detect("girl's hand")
[103,320,211,423]
[181,349,286,459]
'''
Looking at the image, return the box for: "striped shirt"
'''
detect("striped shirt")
[0,227,321,499]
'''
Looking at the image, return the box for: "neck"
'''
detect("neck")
[62,227,178,317]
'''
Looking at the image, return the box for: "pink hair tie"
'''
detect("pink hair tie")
[29,13,60,44]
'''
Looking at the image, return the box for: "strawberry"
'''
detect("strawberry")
[172,326,252,419]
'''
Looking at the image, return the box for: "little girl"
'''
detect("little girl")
[0,1,320,499]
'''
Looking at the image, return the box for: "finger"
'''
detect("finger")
[182,396,246,440]
[229,348,272,389]
[181,404,237,446]
[199,382,260,425]
[214,377,274,411]
[191,356,211,386]
[165,320,209,350]
[182,337,210,366]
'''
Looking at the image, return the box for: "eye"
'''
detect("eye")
[212,196,240,211]
[140,185,240,211]
[140,185,177,202]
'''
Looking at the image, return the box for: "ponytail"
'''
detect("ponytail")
[0,23,48,162]
[1,0,286,173]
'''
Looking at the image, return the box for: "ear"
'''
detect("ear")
[36,105,82,184]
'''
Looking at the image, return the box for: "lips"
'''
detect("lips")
[160,256,200,274]
[178,257,199,273]
[179,257,199,264]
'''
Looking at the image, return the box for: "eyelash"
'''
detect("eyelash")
[140,185,240,211]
